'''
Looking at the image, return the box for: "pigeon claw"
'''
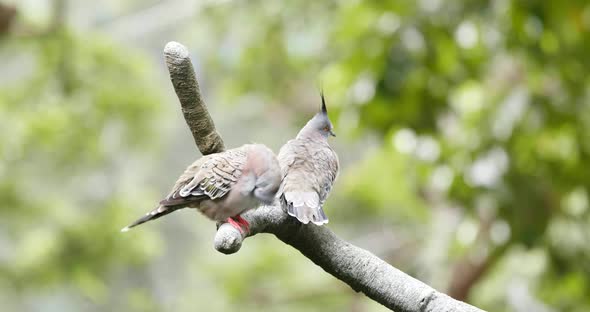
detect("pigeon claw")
[226,216,250,234]
[235,215,250,233]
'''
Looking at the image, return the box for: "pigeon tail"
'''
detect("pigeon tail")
[121,205,179,232]
[283,192,329,226]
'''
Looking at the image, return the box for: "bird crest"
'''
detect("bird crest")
[320,90,328,115]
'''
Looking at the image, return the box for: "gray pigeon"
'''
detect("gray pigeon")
[278,93,339,225]
[122,144,281,233]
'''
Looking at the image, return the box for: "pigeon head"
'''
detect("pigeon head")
[298,92,336,139]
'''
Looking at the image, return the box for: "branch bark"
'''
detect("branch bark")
[164,41,225,155]
[163,41,486,312]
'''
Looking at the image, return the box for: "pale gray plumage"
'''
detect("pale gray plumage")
[122,144,281,231]
[278,93,339,225]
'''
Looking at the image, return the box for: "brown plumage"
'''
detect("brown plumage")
[122,144,281,232]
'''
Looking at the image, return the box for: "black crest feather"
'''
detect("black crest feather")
[320,91,328,115]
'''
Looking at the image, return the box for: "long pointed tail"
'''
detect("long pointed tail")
[121,205,179,232]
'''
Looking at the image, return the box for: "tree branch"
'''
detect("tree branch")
[164,41,225,155]
[163,41,486,312]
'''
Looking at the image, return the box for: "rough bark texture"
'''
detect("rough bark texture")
[164,41,225,155]
[164,41,486,312]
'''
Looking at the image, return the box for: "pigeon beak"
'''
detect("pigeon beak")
[329,130,336,137]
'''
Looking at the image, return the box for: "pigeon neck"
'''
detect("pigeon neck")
[296,127,327,141]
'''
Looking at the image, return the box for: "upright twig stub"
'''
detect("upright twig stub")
[163,41,225,155]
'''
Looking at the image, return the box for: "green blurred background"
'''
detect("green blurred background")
[1,0,589,311]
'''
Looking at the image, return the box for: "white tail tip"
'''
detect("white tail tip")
[312,219,329,226]
[120,226,130,233]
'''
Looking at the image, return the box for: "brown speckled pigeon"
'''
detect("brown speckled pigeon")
[278,93,339,225]
[122,144,281,233]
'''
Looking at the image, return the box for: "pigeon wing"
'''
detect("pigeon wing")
[316,145,339,205]
[160,148,247,206]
